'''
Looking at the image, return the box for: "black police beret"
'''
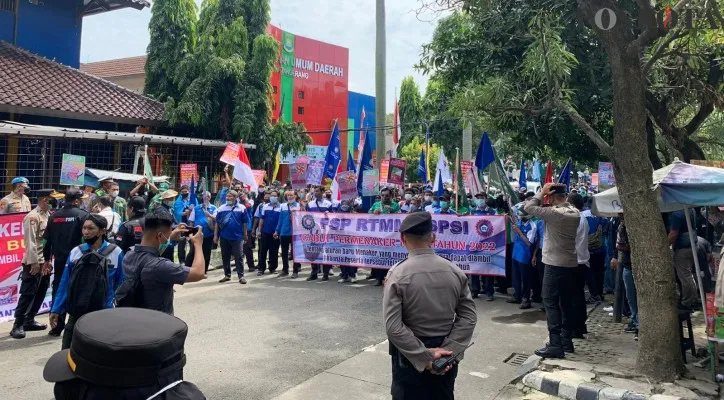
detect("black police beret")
[44,308,188,388]
[400,212,433,236]
[36,189,56,199]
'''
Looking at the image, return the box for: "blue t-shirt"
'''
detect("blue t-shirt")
[470,207,496,216]
[214,203,247,241]
[276,202,301,236]
[669,209,697,250]
[260,203,282,235]
[512,220,536,264]
[434,208,456,215]
[535,219,545,250]
[189,204,217,237]
[307,198,334,212]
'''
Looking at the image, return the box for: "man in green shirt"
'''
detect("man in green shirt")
[369,187,401,215]
[148,182,171,212]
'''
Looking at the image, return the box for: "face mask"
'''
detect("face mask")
[475,199,485,207]
[424,196,432,202]
[341,205,350,211]
[83,235,101,245]
[111,190,119,197]
[410,205,418,212]
[440,201,449,209]
[270,196,278,204]
[181,193,189,199]
[432,200,440,206]
[163,200,173,208]
[259,188,265,193]
[158,233,171,254]
[405,194,412,201]
[226,200,235,206]
[326,194,332,200]
[287,197,296,203]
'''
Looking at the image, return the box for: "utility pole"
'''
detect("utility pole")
[375,0,386,168]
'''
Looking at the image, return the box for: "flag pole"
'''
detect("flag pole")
[455,147,460,210]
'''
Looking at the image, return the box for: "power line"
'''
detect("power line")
[298,116,466,135]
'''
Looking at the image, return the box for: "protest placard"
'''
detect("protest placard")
[306,160,326,185]
[292,213,506,275]
[361,169,380,196]
[336,171,358,200]
[0,212,52,323]
[220,142,239,165]
[592,173,599,187]
[60,154,85,186]
[252,170,266,186]
[598,162,615,187]
[306,145,328,161]
[387,158,406,186]
[296,155,310,165]
[380,159,389,185]
[290,163,308,189]
[180,164,198,187]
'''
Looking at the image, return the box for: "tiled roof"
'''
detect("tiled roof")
[80,55,148,78]
[0,41,164,126]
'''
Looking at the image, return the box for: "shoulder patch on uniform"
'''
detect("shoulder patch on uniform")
[0,200,6,209]
[29,217,37,225]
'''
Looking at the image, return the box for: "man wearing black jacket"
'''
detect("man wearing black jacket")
[43,188,89,336]
[116,196,147,253]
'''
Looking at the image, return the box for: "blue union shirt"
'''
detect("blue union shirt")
[214,203,247,241]
[260,202,282,235]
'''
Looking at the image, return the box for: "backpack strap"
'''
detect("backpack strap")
[100,243,118,257]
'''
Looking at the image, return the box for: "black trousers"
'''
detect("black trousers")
[497,244,514,293]
[280,235,301,274]
[177,238,187,265]
[161,244,175,261]
[542,265,575,342]
[220,239,244,278]
[243,233,256,271]
[371,268,386,281]
[470,276,494,297]
[586,252,606,299]
[202,236,214,273]
[532,252,544,301]
[390,337,458,400]
[310,264,331,278]
[61,314,77,350]
[50,255,69,334]
[572,264,589,334]
[14,264,51,327]
[257,233,280,273]
[340,266,358,279]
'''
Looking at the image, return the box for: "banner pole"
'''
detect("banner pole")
[455,147,460,210]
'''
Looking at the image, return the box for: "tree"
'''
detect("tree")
[145,0,198,101]
[375,0,387,168]
[398,135,441,183]
[418,0,724,380]
[167,0,309,165]
[398,76,424,147]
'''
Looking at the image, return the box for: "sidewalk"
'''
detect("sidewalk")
[507,305,721,399]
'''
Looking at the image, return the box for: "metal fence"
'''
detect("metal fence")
[0,135,226,199]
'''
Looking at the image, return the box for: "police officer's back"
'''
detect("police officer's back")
[117,196,147,253]
[383,212,477,400]
[43,189,89,264]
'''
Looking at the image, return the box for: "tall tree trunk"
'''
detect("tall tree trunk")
[606,35,684,381]
[375,0,387,168]
[646,117,663,169]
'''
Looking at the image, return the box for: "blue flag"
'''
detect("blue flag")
[418,149,428,184]
[475,132,495,171]
[557,158,572,192]
[518,160,527,191]
[324,122,341,181]
[435,169,445,198]
[532,160,541,181]
[357,128,375,194]
[347,150,356,173]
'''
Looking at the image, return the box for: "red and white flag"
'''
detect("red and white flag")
[357,106,366,159]
[393,99,401,156]
[234,141,258,193]
[330,162,344,202]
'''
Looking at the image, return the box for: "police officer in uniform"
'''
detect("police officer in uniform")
[116,196,147,253]
[43,188,89,336]
[9,189,56,339]
[383,212,477,400]
[0,177,32,214]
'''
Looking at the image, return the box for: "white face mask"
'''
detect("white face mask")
[110,190,119,197]
[424,196,432,202]
[405,194,412,201]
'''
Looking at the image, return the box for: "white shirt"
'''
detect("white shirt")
[576,214,590,265]
[98,207,122,235]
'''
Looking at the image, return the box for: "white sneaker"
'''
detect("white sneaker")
[349,277,357,284]
[603,306,613,312]
[338,278,350,283]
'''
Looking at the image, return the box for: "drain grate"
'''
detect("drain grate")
[504,352,530,366]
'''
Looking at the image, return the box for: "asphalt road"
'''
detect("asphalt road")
[0,265,548,400]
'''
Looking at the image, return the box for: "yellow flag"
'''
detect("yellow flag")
[272,146,281,181]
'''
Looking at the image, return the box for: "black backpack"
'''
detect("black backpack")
[66,244,116,317]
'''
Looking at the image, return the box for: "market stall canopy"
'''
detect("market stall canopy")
[85,168,168,188]
[592,160,724,217]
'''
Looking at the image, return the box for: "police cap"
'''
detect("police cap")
[43,308,188,387]
[65,188,84,202]
[36,189,56,199]
[400,212,433,236]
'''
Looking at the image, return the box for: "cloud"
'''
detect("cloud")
[81,0,440,113]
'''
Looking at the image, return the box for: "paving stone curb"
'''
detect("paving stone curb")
[521,371,684,400]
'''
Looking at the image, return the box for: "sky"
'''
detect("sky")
[80,0,443,113]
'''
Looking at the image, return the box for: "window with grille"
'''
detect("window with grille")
[0,0,16,12]
[297,107,304,115]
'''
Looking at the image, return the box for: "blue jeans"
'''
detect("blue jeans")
[512,259,532,302]
[622,266,638,328]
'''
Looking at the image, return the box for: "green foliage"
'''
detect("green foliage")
[398,135,441,183]
[166,0,309,165]
[145,0,198,101]
[398,76,423,147]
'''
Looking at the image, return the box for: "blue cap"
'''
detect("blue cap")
[11,177,29,185]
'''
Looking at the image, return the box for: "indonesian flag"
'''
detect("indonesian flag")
[357,106,367,158]
[234,141,258,192]
[330,162,344,202]
[392,100,401,156]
